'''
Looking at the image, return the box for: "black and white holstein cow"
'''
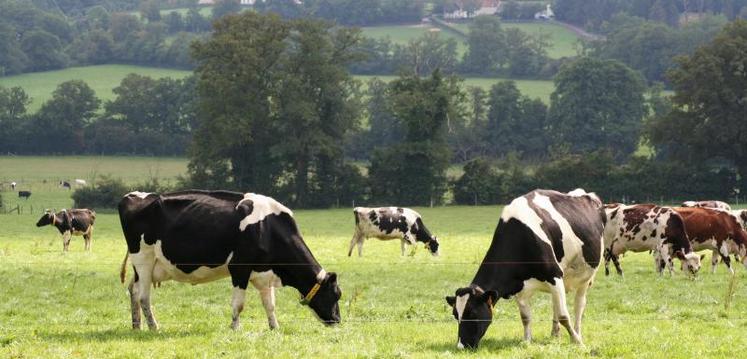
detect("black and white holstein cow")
[36,209,96,251]
[603,204,702,276]
[446,189,605,349]
[118,190,341,331]
[349,207,439,257]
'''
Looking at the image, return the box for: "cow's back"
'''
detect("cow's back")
[676,207,747,245]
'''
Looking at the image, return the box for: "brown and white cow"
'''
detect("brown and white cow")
[349,207,439,257]
[603,204,702,276]
[682,200,731,211]
[675,207,747,274]
[36,209,96,251]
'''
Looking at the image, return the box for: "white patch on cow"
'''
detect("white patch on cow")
[149,240,233,284]
[250,270,283,288]
[500,196,552,246]
[455,294,469,322]
[457,341,465,349]
[531,193,587,268]
[126,191,152,199]
[316,269,327,283]
[237,193,293,231]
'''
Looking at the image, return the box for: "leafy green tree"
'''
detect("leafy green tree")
[68,29,114,65]
[368,71,462,205]
[213,0,242,20]
[164,11,185,33]
[483,81,549,158]
[504,28,549,77]
[650,0,679,27]
[0,23,28,75]
[365,78,402,149]
[463,16,506,74]
[392,32,458,76]
[20,30,68,71]
[0,86,29,153]
[32,80,101,153]
[646,20,747,188]
[549,57,646,159]
[109,13,142,42]
[185,8,211,32]
[453,157,501,205]
[140,0,162,22]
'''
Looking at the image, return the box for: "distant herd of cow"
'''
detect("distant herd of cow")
[31,189,747,350]
[5,179,87,200]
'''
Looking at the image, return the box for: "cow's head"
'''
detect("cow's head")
[446,286,498,349]
[304,272,341,325]
[427,236,440,256]
[36,211,55,227]
[677,251,703,276]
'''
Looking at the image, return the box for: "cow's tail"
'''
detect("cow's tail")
[120,250,129,284]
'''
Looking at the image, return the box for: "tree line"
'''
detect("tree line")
[0,74,195,155]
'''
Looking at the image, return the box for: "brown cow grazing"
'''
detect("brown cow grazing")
[36,209,96,251]
[681,200,731,211]
[603,204,702,277]
[675,207,747,274]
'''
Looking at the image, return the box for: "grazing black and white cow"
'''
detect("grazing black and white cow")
[349,207,439,257]
[18,191,31,199]
[10,182,16,190]
[36,209,96,251]
[682,200,731,211]
[603,204,702,276]
[59,181,72,190]
[446,189,604,349]
[118,190,341,331]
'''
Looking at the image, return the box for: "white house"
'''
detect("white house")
[534,4,555,20]
[444,0,501,19]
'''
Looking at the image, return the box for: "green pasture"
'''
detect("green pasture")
[354,75,555,102]
[448,21,583,59]
[1,200,747,358]
[0,65,191,112]
[361,24,468,55]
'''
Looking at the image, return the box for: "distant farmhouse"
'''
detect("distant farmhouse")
[534,4,555,20]
[443,0,500,19]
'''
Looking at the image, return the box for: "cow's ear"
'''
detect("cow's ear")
[325,272,337,284]
[675,250,686,260]
[482,290,498,307]
[445,296,456,307]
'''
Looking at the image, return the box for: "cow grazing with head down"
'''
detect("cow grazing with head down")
[682,200,731,211]
[18,190,31,199]
[118,190,341,331]
[349,207,439,257]
[603,204,702,276]
[675,207,747,274]
[446,189,604,349]
[10,182,16,190]
[59,181,71,190]
[36,209,96,251]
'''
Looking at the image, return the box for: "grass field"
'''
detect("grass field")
[2,201,747,357]
[0,156,188,212]
[0,65,191,112]
[355,75,554,102]
[361,24,469,55]
[448,21,582,59]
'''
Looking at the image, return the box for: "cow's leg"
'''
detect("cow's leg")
[610,253,623,276]
[549,278,582,344]
[84,233,92,251]
[348,232,360,257]
[603,249,611,276]
[551,309,560,337]
[229,267,250,330]
[719,243,734,275]
[711,250,720,273]
[250,272,279,330]
[131,251,158,330]
[515,294,532,341]
[400,239,406,256]
[357,236,365,257]
[573,280,591,337]
[127,273,141,330]
[62,231,72,252]
[722,255,734,275]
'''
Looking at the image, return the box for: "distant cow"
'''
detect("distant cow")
[676,207,747,274]
[60,181,71,190]
[118,190,341,331]
[10,182,16,190]
[446,189,604,349]
[682,200,731,211]
[349,207,439,257]
[18,191,31,199]
[75,179,87,186]
[603,204,702,276]
[36,209,96,251]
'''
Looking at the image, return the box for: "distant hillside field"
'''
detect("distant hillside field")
[0,65,191,112]
[361,24,468,55]
[354,75,554,103]
[448,21,582,58]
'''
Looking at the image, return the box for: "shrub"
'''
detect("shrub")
[453,158,502,205]
[72,175,129,209]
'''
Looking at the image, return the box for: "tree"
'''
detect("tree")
[140,0,162,22]
[189,12,363,207]
[463,16,506,74]
[365,78,402,149]
[368,71,462,205]
[483,81,549,158]
[20,30,68,71]
[392,32,459,76]
[32,80,101,153]
[649,0,679,27]
[646,20,747,189]
[0,86,30,153]
[549,57,646,159]
[164,11,184,33]
[213,0,242,20]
